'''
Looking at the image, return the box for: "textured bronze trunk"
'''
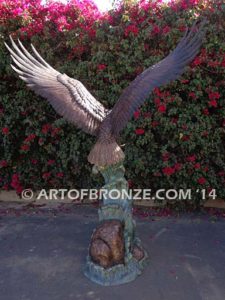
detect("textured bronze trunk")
[84,162,148,286]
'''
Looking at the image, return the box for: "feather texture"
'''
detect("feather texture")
[5,19,206,167]
[108,19,207,136]
[5,36,108,136]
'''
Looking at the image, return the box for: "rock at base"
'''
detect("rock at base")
[89,220,125,268]
[132,245,145,261]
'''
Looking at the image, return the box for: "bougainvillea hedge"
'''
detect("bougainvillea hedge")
[0,0,224,205]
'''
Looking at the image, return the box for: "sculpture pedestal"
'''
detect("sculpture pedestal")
[84,163,148,286]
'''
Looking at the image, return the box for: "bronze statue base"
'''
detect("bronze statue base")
[84,163,149,286]
[84,239,148,286]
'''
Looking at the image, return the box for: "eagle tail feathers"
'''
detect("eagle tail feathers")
[88,138,124,167]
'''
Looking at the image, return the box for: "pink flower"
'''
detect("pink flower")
[11,173,23,193]
[2,127,9,135]
[143,112,151,118]
[162,152,170,162]
[12,8,23,16]
[47,160,55,166]
[152,121,159,127]
[133,110,140,120]
[192,56,201,66]
[135,66,143,75]
[57,16,69,32]
[162,167,175,176]
[51,127,61,137]
[125,25,139,37]
[42,124,51,134]
[189,92,197,99]
[128,180,133,188]
[162,26,170,34]
[3,184,9,191]
[152,25,160,35]
[218,171,225,177]
[42,172,51,179]
[208,61,220,67]
[194,163,201,169]
[31,159,38,165]
[0,160,8,167]
[25,134,36,143]
[135,128,145,135]
[154,88,161,96]
[38,138,44,145]
[158,104,166,113]
[209,100,217,107]
[97,64,107,71]
[181,2,188,9]
[182,135,190,141]
[154,98,161,106]
[56,172,64,178]
[198,177,206,185]
[174,163,182,171]
[181,79,189,84]
[208,92,220,100]
[16,185,23,194]
[88,28,96,38]
[20,111,27,116]
[186,155,196,162]
[171,117,178,124]
[20,144,30,151]
[203,108,209,115]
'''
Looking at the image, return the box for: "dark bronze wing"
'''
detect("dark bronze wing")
[5,36,108,136]
[108,19,206,136]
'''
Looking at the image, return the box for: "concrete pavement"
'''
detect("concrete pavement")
[0,205,224,300]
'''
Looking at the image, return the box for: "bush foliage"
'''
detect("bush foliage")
[0,0,224,204]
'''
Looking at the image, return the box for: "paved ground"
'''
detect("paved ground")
[0,204,225,300]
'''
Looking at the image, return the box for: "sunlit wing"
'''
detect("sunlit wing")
[5,36,108,136]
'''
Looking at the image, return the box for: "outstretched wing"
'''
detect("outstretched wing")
[5,36,108,136]
[108,19,206,136]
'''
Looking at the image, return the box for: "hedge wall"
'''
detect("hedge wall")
[0,0,225,205]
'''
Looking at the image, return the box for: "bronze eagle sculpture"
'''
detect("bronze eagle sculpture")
[5,19,206,167]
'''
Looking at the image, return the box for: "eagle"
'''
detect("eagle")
[5,19,206,167]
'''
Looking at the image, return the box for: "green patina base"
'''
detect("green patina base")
[84,162,149,286]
